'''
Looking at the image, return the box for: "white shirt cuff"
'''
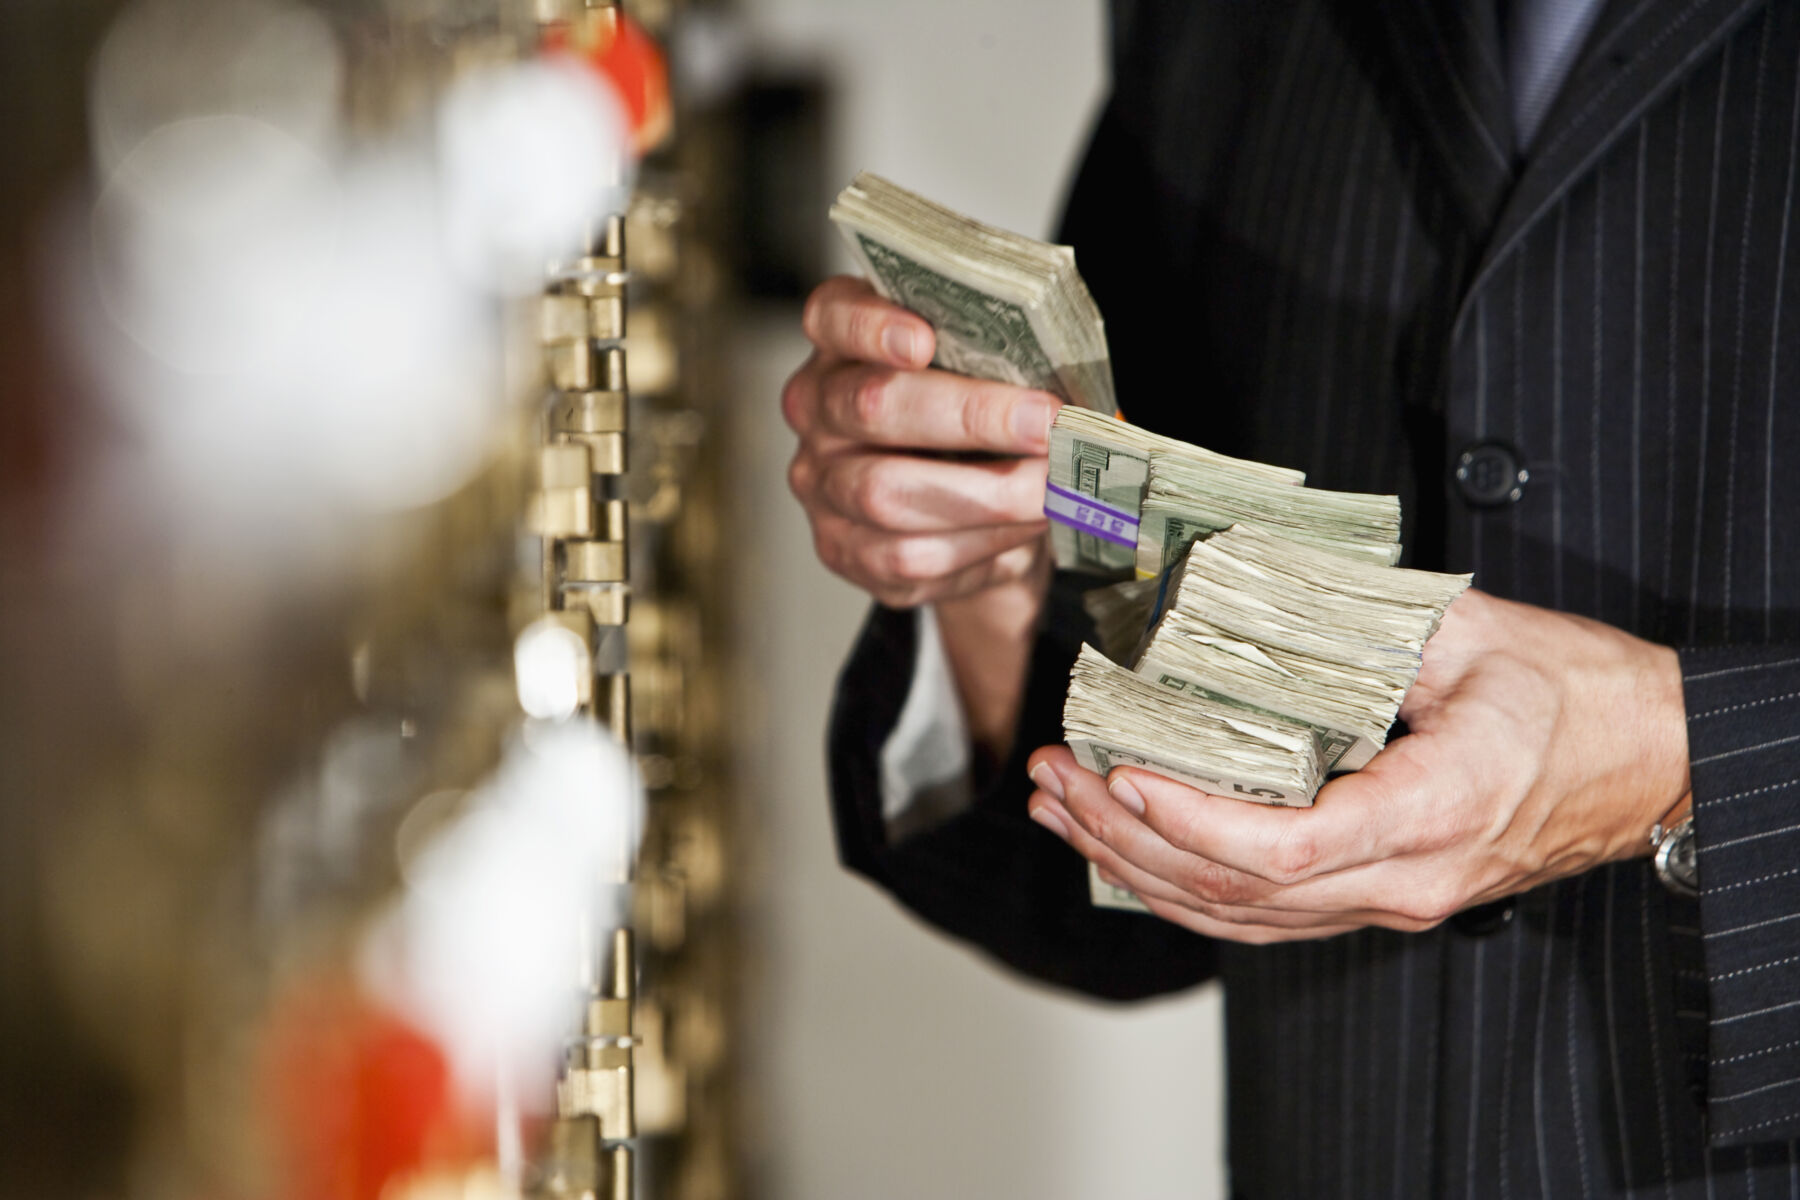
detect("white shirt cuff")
[877,605,975,837]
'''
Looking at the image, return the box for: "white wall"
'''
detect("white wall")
[728,3,1229,1198]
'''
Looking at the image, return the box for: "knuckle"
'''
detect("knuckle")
[851,371,894,432]
[958,382,1000,445]
[780,369,814,432]
[882,537,945,584]
[1266,829,1323,885]
[786,453,814,502]
[846,304,885,358]
[853,464,905,529]
[1394,882,1460,926]
[811,527,845,577]
[1076,804,1124,848]
[800,288,829,345]
[1179,859,1255,906]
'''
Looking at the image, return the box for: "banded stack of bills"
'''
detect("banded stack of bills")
[1070,527,1470,911]
[1046,406,1305,575]
[1132,524,1470,772]
[1065,641,1329,807]
[1135,452,1403,577]
[829,172,1116,413]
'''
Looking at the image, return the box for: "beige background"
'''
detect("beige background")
[727,3,1230,1197]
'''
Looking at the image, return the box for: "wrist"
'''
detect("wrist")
[1634,642,1694,853]
[934,541,1052,758]
[1601,637,1692,862]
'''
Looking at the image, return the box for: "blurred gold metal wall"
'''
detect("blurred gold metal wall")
[0,1,747,1196]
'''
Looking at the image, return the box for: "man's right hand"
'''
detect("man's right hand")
[782,275,1062,610]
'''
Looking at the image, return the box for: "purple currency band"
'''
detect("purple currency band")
[1043,483,1138,549]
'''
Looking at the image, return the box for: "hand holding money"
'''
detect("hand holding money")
[782,275,1061,609]
[1023,589,1694,942]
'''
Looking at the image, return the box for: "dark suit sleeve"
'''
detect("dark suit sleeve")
[825,570,1218,1001]
[1676,645,1800,1144]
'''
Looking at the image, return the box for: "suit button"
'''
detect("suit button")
[1454,441,1529,506]
[1450,897,1516,936]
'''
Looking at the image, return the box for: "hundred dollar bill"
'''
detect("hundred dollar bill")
[830,172,1116,412]
[1046,407,1305,575]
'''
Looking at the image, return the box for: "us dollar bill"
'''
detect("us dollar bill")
[849,233,1065,394]
[1089,864,1151,913]
[1066,734,1320,808]
[1045,407,1306,575]
[830,172,1116,412]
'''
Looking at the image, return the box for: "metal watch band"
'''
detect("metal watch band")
[1651,814,1699,899]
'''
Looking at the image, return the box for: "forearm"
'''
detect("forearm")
[933,540,1053,762]
[828,588,1217,1000]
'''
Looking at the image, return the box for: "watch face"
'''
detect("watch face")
[1656,820,1700,897]
[1668,832,1699,890]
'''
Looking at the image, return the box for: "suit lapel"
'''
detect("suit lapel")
[1454,0,1768,332]
[1365,0,1517,232]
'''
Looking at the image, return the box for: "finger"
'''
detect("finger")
[1136,893,1367,944]
[817,362,1061,456]
[1109,741,1450,886]
[810,510,1047,605]
[1032,753,1284,909]
[1028,786,1371,940]
[814,451,1049,532]
[1036,788,1430,933]
[1025,750,1366,924]
[780,352,833,442]
[1028,789,1268,919]
[801,276,935,369]
[1217,852,1474,930]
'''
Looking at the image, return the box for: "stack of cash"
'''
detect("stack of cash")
[1046,406,1305,575]
[1068,527,1470,912]
[1136,452,1403,576]
[818,176,1470,910]
[1132,524,1469,772]
[830,172,1116,412]
[1065,642,1329,807]
[1067,528,1467,805]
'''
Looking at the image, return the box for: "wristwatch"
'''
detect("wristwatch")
[1651,814,1699,898]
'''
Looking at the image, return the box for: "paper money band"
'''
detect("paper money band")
[1043,483,1138,548]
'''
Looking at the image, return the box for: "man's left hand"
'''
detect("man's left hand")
[1023,589,1694,942]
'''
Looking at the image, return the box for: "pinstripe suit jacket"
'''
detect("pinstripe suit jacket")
[826,1,1800,1194]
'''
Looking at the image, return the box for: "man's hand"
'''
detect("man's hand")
[783,276,1063,754]
[783,275,1062,608]
[1022,589,1693,942]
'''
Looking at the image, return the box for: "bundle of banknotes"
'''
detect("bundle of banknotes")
[1069,524,1469,797]
[1072,524,1469,911]
[829,172,1117,413]
[1060,428,1469,910]
[823,173,1472,911]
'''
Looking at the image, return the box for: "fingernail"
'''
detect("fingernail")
[1028,763,1065,803]
[1109,775,1145,816]
[1011,396,1054,449]
[1029,804,1069,840]
[883,325,918,364]
[1097,868,1124,888]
